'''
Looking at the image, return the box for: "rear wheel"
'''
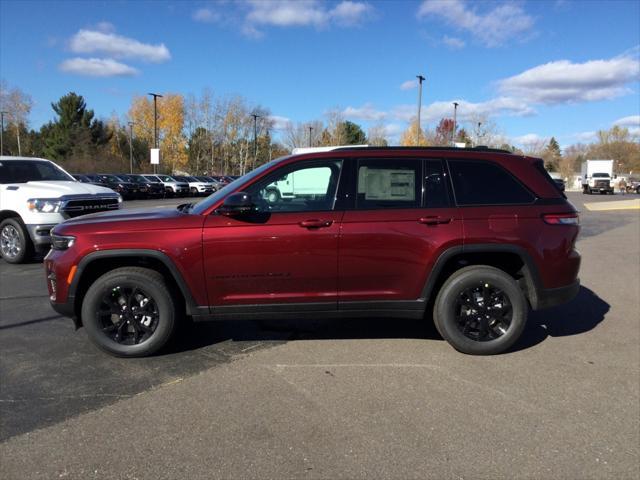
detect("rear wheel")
[433,266,527,355]
[266,188,281,204]
[81,267,177,357]
[0,218,33,264]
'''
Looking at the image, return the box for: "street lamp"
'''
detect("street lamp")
[147,93,163,174]
[128,121,135,174]
[0,111,7,155]
[416,75,426,145]
[251,113,261,171]
[452,102,459,145]
[308,126,313,147]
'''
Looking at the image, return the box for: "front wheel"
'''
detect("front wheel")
[0,218,33,264]
[81,267,177,357]
[433,266,527,355]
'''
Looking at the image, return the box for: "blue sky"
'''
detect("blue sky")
[1,0,639,148]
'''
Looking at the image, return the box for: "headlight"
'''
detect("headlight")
[118,195,123,204]
[51,234,76,250]
[27,198,62,213]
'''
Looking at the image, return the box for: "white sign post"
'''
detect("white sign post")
[150,148,160,174]
[150,148,160,165]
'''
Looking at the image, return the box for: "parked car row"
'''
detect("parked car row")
[73,173,235,199]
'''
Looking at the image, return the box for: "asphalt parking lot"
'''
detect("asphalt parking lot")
[1,192,638,479]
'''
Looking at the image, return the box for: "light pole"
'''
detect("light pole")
[0,111,7,155]
[128,121,135,174]
[476,121,482,146]
[148,93,163,174]
[251,113,261,171]
[308,126,313,147]
[416,75,425,145]
[452,102,459,145]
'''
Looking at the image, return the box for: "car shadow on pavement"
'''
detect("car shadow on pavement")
[169,286,608,356]
[510,286,609,352]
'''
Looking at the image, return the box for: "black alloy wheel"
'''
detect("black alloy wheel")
[81,267,177,357]
[98,285,160,345]
[454,284,512,342]
[433,265,527,355]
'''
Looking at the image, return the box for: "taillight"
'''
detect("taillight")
[542,213,580,225]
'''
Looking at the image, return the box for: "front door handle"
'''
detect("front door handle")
[418,216,452,226]
[299,219,334,229]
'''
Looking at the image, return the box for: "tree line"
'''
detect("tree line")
[1,80,638,177]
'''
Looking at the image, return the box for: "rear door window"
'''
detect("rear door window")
[356,158,421,209]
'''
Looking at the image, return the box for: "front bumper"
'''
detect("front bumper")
[535,279,580,309]
[26,223,57,248]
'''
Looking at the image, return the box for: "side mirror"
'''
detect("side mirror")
[216,192,256,216]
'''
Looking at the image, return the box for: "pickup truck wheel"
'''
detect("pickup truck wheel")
[81,267,177,357]
[0,218,33,264]
[266,188,280,203]
[433,266,527,355]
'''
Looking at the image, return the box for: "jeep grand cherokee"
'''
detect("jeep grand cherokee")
[45,147,580,357]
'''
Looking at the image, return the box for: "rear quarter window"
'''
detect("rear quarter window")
[448,160,535,206]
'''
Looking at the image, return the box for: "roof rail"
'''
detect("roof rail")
[328,145,514,154]
[291,145,368,155]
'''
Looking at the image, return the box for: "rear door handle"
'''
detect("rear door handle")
[418,216,452,226]
[299,219,334,228]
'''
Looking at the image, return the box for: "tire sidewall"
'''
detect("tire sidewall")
[434,267,527,355]
[81,270,175,357]
[0,218,30,264]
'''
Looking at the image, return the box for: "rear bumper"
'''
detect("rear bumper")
[534,279,580,310]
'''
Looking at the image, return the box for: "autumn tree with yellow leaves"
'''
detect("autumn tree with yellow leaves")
[128,94,187,173]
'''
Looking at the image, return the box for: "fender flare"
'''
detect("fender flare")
[69,249,202,317]
[420,244,543,309]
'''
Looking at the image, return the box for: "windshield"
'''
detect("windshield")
[143,175,160,182]
[98,174,120,183]
[127,175,147,184]
[0,159,76,183]
[157,175,176,182]
[191,158,286,214]
[593,173,610,178]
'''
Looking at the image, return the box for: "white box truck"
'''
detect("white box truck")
[581,159,614,194]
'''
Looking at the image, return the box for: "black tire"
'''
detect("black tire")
[81,267,177,357]
[433,266,527,355]
[190,187,198,196]
[0,217,33,264]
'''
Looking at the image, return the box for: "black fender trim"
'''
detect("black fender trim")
[69,249,201,317]
[420,244,544,310]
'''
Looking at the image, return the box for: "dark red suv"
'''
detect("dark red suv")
[45,147,580,357]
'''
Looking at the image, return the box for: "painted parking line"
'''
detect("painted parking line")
[583,199,640,211]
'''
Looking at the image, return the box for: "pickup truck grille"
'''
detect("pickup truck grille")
[61,198,120,218]
[594,180,609,188]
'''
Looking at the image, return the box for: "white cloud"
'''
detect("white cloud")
[243,0,372,35]
[69,29,170,63]
[95,21,115,33]
[400,79,418,90]
[59,57,138,77]
[330,1,372,26]
[571,131,597,142]
[268,115,291,130]
[512,133,548,147]
[442,35,465,49]
[498,51,640,104]
[391,97,535,123]
[192,8,221,23]
[342,103,387,121]
[417,0,534,47]
[613,115,640,127]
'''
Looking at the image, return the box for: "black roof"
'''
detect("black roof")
[332,146,513,155]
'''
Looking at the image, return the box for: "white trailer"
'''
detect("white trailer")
[580,159,614,194]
